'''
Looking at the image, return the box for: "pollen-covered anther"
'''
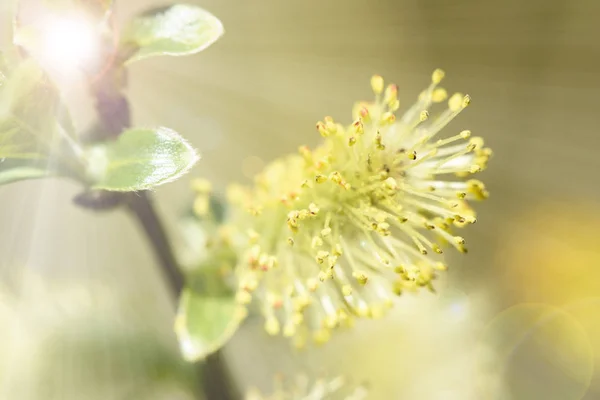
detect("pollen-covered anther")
[383,177,398,191]
[432,68,445,84]
[332,243,343,256]
[381,111,396,125]
[371,75,384,94]
[448,92,466,111]
[384,83,398,104]
[335,284,351,298]
[352,119,364,135]
[352,271,369,285]
[419,110,429,122]
[321,227,332,237]
[315,174,327,183]
[312,236,324,248]
[316,121,328,137]
[462,94,471,107]
[315,250,330,264]
[348,136,357,146]
[265,317,280,336]
[359,106,371,123]
[408,151,417,160]
[454,236,466,245]
[460,130,471,139]
[308,203,320,215]
[375,132,385,150]
[287,237,294,246]
[432,88,448,103]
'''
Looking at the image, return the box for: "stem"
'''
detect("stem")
[82,14,238,398]
[126,192,239,400]
[126,191,184,295]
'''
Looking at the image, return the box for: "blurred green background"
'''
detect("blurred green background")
[1,0,599,399]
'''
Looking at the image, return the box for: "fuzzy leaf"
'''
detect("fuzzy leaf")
[122,4,223,64]
[175,288,244,362]
[87,126,198,191]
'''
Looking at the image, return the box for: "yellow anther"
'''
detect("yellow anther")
[324,315,338,329]
[460,129,471,139]
[408,151,417,160]
[352,271,369,285]
[353,119,364,135]
[315,250,330,264]
[462,94,471,107]
[315,174,327,183]
[383,177,398,191]
[381,111,396,124]
[287,237,294,246]
[307,278,319,292]
[321,227,332,237]
[384,84,398,104]
[313,328,331,344]
[448,92,464,111]
[432,68,445,84]
[312,236,324,248]
[432,88,448,103]
[375,132,385,150]
[318,271,328,282]
[469,165,482,173]
[359,106,371,122]
[316,121,328,137]
[419,110,429,122]
[371,75,384,95]
[265,317,280,335]
[333,243,343,256]
[348,136,357,146]
[342,285,353,296]
[308,203,320,215]
[329,171,342,184]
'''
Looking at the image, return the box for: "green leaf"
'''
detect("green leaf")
[0,60,79,185]
[0,162,49,185]
[87,126,199,191]
[175,288,244,362]
[121,4,224,64]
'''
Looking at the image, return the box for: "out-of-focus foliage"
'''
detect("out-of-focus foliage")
[175,186,246,361]
[246,375,367,400]
[0,269,199,400]
[0,59,78,184]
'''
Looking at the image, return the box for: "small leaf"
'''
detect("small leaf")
[121,4,223,64]
[175,288,245,362]
[87,126,199,191]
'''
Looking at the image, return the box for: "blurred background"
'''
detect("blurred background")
[1,0,600,398]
